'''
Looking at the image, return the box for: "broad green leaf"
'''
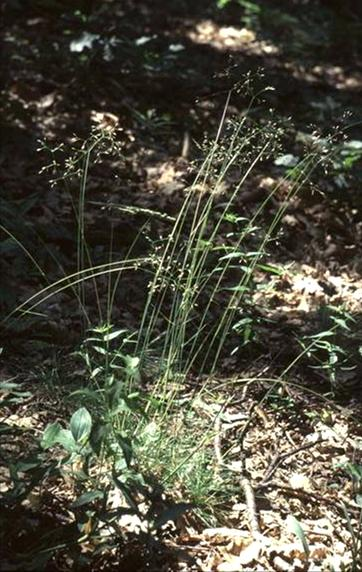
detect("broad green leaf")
[70,407,92,444]
[57,429,78,452]
[286,515,309,557]
[41,424,77,453]
[41,422,63,449]
[110,394,144,417]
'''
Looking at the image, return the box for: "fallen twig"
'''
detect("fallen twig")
[259,436,325,487]
[257,481,360,515]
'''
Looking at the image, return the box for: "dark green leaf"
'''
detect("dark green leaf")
[58,429,78,452]
[70,407,92,444]
[41,422,63,449]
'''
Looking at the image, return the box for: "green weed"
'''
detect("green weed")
[0,87,344,567]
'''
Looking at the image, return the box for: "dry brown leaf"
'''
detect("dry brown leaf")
[238,540,262,564]
[91,110,119,132]
[217,555,247,572]
[6,414,38,429]
[289,473,313,492]
[203,528,250,540]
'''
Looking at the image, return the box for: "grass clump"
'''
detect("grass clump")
[0,88,340,568]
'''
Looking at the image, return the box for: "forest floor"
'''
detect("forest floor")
[1,1,362,570]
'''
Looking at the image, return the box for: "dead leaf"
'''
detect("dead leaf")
[238,540,262,564]
[216,540,262,571]
[289,473,313,492]
[203,527,250,541]
[91,110,119,132]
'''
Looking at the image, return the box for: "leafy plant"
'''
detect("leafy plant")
[330,139,362,190]
[299,306,356,394]
[1,85,339,567]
